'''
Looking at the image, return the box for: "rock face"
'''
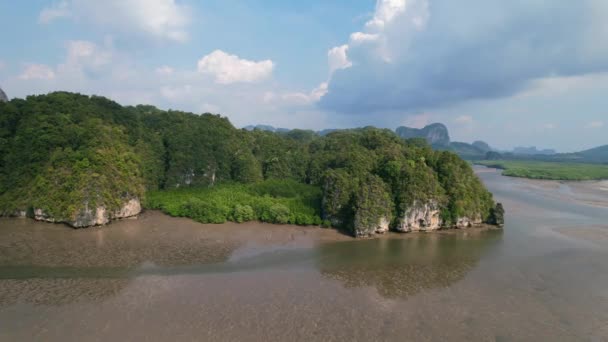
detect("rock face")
[395,123,451,147]
[488,203,505,227]
[353,216,390,237]
[396,201,443,232]
[0,87,7,103]
[472,141,492,152]
[455,215,483,229]
[32,198,141,228]
[396,201,489,233]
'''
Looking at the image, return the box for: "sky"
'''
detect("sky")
[0,0,607,152]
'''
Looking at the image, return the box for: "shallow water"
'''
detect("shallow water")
[1,167,607,341]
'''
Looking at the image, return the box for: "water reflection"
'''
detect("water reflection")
[316,229,502,298]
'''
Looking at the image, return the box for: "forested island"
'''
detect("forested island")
[0,92,504,237]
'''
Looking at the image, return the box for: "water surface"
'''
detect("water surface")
[1,168,607,341]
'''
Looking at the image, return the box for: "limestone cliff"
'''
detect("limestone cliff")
[395,123,450,147]
[392,200,498,233]
[31,198,141,228]
[0,87,7,103]
[395,201,443,232]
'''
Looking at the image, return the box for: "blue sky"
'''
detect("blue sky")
[0,0,607,152]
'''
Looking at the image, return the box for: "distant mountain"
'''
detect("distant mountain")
[244,124,289,133]
[0,87,7,103]
[318,129,338,136]
[449,142,487,159]
[579,145,608,161]
[395,123,450,147]
[512,146,556,155]
[472,141,492,153]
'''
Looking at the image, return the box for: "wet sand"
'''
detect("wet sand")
[1,168,608,341]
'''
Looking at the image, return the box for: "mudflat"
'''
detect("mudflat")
[1,168,607,341]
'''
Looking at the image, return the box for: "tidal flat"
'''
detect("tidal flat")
[1,167,607,341]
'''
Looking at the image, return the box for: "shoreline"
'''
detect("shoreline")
[0,210,502,270]
[2,209,501,241]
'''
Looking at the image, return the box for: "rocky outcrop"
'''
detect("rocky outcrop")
[0,87,7,103]
[396,201,443,232]
[395,123,451,147]
[34,208,57,223]
[396,201,490,233]
[353,216,390,237]
[488,203,505,227]
[455,215,483,229]
[32,198,141,228]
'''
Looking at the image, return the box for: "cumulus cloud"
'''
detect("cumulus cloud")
[319,0,608,114]
[350,32,379,43]
[263,82,328,107]
[328,45,352,74]
[19,64,56,80]
[365,0,408,31]
[197,50,274,84]
[63,40,112,69]
[39,0,190,42]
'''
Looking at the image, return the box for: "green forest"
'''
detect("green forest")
[0,92,502,236]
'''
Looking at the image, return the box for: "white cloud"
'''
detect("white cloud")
[156,66,174,75]
[365,0,407,31]
[197,50,274,84]
[65,40,112,68]
[39,0,190,42]
[328,45,352,74]
[522,73,607,97]
[350,32,380,43]
[39,1,71,24]
[310,82,329,102]
[320,0,608,114]
[263,82,328,107]
[19,64,56,80]
[586,121,604,129]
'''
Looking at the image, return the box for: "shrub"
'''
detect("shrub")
[233,204,255,223]
[268,203,290,224]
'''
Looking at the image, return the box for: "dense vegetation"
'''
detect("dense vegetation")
[0,92,499,235]
[477,160,608,180]
[145,179,325,226]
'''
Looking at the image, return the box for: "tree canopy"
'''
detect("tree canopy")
[0,92,498,235]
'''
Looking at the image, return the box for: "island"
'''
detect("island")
[0,92,504,237]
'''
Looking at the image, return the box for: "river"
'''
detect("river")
[1,167,607,341]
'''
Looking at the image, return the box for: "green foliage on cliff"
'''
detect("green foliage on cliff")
[0,94,145,221]
[0,92,498,233]
[353,175,393,237]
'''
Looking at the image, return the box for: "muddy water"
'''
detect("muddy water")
[1,167,607,341]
